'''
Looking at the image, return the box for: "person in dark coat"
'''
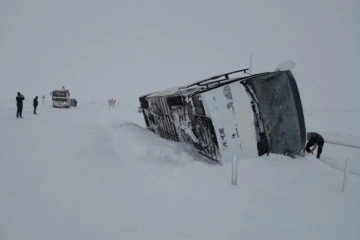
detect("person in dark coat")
[304,132,325,159]
[16,92,25,118]
[33,96,38,114]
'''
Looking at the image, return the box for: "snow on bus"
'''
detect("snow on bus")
[139,67,306,163]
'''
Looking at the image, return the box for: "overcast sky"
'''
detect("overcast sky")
[1,0,359,110]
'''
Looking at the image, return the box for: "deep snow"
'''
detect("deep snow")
[1,100,360,240]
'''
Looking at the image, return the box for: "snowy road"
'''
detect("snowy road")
[1,102,360,240]
[320,142,360,176]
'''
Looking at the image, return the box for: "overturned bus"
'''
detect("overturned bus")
[139,68,306,163]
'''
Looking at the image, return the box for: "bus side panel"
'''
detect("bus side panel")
[229,82,258,158]
[201,82,258,163]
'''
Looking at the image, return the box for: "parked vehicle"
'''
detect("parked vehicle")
[51,88,70,108]
[139,67,306,162]
[70,99,77,107]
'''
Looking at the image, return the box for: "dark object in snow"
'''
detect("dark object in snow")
[304,132,324,159]
[70,99,77,107]
[16,92,25,118]
[33,96,38,114]
[139,68,306,162]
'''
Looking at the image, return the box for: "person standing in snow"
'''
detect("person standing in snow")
[304,132,324,159]
[16,92,25,118]
[33,96,38,114]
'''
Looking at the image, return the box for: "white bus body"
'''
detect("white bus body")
[139,69,306,163]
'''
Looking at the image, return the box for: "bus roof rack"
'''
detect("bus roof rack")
[186,68,250,88]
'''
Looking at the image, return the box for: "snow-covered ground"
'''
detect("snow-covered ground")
[304,108,360,175]
[1,100,360,240]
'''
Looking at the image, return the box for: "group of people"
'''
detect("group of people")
[16,92,38,118]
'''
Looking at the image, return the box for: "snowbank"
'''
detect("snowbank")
[1,102,359,240]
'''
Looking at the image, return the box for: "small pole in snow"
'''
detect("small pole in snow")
[41,95,45,107]
[342,159,350,192]
[249,54,253,74]
[232,155,238,185]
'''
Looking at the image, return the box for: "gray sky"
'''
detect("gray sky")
[1,0,359,110]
